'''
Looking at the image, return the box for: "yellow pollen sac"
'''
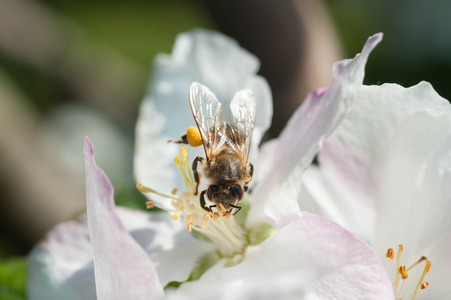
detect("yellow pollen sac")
[171,213,179,221]
[180,145,189,161]
[186,126,203,147]
[399,265,408,279]
[387,245,432,300]
[145,200,154,209]
[386,248,395,259]
[217,203,226,213]
[136,183,151,193]
[201,214,212,228]
[222,211,232,219]
[173,155,181,167]
[171,188,179,195]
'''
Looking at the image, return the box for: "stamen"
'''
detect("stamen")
[136,183,179,201]
[201,213,212,228]
[399,265,408,279]
[145,200,154,209]
[406,256,427,272]
[411,260,431,300]
[172,200,183,210]
[222,211,232,219]
[173,155,181,167]
[392,245,404,291]
[386,248,395,259]
[217,203,226,213]
[173,147,196,193]
[385,245,432,300]
[171,188,178,195]
[171,213,179,221]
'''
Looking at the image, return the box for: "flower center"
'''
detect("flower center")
[385,245,431,300]
[137,146,262,258]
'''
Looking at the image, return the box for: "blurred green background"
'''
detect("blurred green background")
[0,0,450,296]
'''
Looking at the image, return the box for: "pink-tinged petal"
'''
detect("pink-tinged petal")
[27,207,212,299]
[27,215,96,300]
[248,33,383,229]
[372,108,451,299]
[134,29,272,209]
[317,82,449,236]
[169,213,394,300]
[84,137,164,300]
[117,209,215,286]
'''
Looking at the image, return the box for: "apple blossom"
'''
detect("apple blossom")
[27,29,394,299]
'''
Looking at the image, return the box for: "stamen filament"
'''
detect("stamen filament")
[137,183,179,201]
[406,256,427,272]
[411,260,431,300]
[393,245,404,292]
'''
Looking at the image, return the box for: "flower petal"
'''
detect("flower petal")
[27,215,96,300]
[372,108,451,299]
[119,209,215,287]
[84,137,164,300]
[134,29,272,209]
[316,82,449,238]
[248,33,384,229]
[169,213,394,300]
[27,207,212,299]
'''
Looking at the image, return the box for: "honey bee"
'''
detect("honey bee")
[173,82,256,215]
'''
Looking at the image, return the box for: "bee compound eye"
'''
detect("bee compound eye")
[228,185,243,200]
[207,185,220,199]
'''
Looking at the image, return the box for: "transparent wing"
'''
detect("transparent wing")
[189,82,225,159]
[227,89,256,163]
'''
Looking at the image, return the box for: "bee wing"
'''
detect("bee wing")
[228,89,256,163]
[189,82,225,159]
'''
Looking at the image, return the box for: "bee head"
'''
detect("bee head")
[207,184,243,208]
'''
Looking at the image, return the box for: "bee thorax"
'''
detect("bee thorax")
[205,153,244,183]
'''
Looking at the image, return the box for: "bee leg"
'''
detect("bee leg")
[168,133,188,144]
[248,163,254,178]
[229,204,242,215]
[243,163,254,192]
[199,190,211,212]
[192,156,204,195]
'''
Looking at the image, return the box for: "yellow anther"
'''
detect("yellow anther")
[222,211,232,219]
[217,203,226,213]
[186,126,203,147]
[172,200,183,210]
[186,223,194,232]
[201,213,212,228]
[411,260,431,300]
[136,183,151,193]
[171,188,178,195]
[421,282,429,289]
[173,155,181,167]
[399,265,408,279]
[184,213,200,232]
[145,200,154,209]
[386,248,395,259]
[171,213,179,221]
[180,145,189,161]
[213,212,221,220]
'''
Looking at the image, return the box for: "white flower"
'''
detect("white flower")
[27,29,393,299]
[299,40,451,299]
